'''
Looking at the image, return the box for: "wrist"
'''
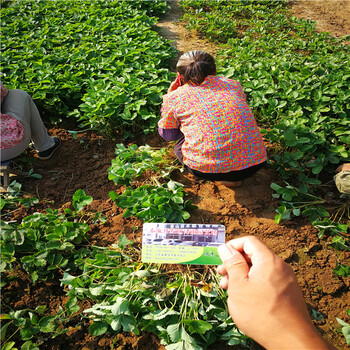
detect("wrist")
[262,324,334,350]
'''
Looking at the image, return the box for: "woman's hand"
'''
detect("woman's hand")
[217,236,335,350]
[167,75,182,93]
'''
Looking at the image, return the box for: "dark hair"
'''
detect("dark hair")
[176,51,216,85]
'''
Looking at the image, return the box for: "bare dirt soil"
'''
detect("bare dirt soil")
[291,0,350,38]
[2,1,349,349]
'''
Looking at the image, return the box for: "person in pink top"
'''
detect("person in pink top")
[0,82,61,162]
[158,51,267,187]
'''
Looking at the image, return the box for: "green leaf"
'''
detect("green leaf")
[64,208,73,216]
[20,327,34,341]
[38,315,57,332]
[331,236,349,251]
[4,243,14,256]
[0,314,12,320]
[21,340,40,350]
[167,323,181,343]
[89,321,109,336]
[165,342,187,350]
[276,206,291,221]
[120,314,138,333]
[34,306,47,314]
[336,318,350,345]
[2,341,16,350]
[270,183,282,191]
[111,298,130,316]
[117,234,132,249]
[89,286,104,296]
[30,173,42,179]
[182,211,191,220]
[298,137,310,143]
[311,164,323,175]
[30,271,39,284]
[274,213,282,224]
[109,191,118,201]
[64,297,80,315]
[72,189,93,212]
[180,326,196,345]
[292,208,301,216]
[333,264,350,277]
[184,319,212,335]
[110,317,121,332]
[61,273,76,285]
[144,308,179,320]
[165,341,201,350]
[305,178,321,185]
[1,322,11,341]
[171,196,183,204]
[131,270,150,278]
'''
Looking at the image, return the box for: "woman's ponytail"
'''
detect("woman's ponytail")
[177,51,216,86]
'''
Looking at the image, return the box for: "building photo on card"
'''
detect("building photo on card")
[141,223,225,265]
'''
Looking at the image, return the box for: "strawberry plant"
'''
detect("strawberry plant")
[108,144,177,186]
[1,306,67,349]
[109,182,196,223]
[0,181,38,217]
[61,235,250,349]
[0,190,93,282]
[108,144,196,223]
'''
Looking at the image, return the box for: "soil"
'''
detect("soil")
[2,1,349,349]
[291,0,350,38]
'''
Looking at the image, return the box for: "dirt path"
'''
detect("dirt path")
[156,0,217,68]
[5,1,349,349]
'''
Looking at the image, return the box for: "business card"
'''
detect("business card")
[141,223,225,265]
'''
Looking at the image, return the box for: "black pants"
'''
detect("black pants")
[174,134,266,182]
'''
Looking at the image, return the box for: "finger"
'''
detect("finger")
[217,264,228,289]
[217,264,227,276]
[226,236,274,267]
[218,244,249,281]
[219,275,229,289]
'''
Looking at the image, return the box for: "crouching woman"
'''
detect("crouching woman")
[158,50,267,187]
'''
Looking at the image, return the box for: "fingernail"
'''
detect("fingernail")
[218,244,234,262]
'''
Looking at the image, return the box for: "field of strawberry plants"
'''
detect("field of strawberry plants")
[1,0,350,349]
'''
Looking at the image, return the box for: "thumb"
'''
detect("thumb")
[218,244,250,281]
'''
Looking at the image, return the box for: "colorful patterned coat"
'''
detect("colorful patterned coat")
[159,75,267,173]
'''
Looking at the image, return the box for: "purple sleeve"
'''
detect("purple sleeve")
[158,127,182,141]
